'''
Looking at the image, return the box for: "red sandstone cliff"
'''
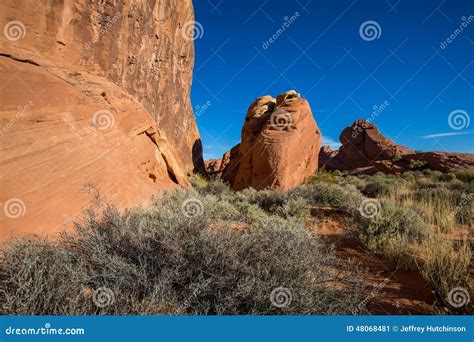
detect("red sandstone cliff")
[0,0,202,239]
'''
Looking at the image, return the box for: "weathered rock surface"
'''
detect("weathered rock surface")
[220,91,322,190]
[337,120,414,169]
[205,147,235,176]
[319,145,344,170]
[319,120,474,174]
[0,0,201,240]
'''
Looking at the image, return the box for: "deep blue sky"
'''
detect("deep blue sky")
[191,0,474,160]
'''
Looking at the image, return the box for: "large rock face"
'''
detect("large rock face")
[319,120,474,174]
[0,0,201,240]
[221,91,322,190]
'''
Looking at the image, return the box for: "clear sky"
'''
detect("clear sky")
[191,0,474,160]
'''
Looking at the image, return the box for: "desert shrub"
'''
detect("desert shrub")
[419,235,472,313]
[362,173,405,197]
[401,171,423,183]
[453,169,474,183]
[247,189,289,213]
[189,172,209,187]
[289,183,363,214]
[392,154,402,162]
[276,196,311,219]
[0,238,92,315]
[437,172,456,182]
[196,179,232,197]
[446,178,473,191]
[423,169,443,178]
[238,188,310,220]
[340,175,366,192]
[306,169,340,185]
[0,188,365,315]
[361,202,428,257]
[413,188,472,230]
[408,159,428,170]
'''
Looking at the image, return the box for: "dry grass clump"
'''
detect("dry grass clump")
[340,169,473,313]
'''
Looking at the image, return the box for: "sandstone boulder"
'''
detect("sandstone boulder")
[221,91,322,190]
[0,0,201,240]
[337,120,414,169]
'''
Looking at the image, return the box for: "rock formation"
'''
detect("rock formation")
[205,148,234,176]
[337,120,414,169]
[0,0,202,240]
[318,145,344,171]
[319,120,474,174]
[218,91,322,190]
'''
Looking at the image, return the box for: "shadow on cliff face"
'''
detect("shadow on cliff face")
[192,139,205,173]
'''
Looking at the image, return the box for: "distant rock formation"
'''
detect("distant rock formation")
[319,120,474,174]
[0,0,202,240]
[205,148,235,176]
[337,120,415,169]
[215,90,322,190]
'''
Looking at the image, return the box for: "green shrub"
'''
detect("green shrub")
[408,159,428,170]
[196,179,231,197]
[306,169,340,185]
[189,172,209,187]
[289,183,363,214]
[276,196,310,219]
[247,189,289,214]
[392,154,402,162]
[437,172,456,182]
[362,173,405,197]
[453,169,474,183]
[361,202,428,256]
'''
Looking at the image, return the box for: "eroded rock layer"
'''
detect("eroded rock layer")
[221,91,322,190]
[0,0,201,239]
